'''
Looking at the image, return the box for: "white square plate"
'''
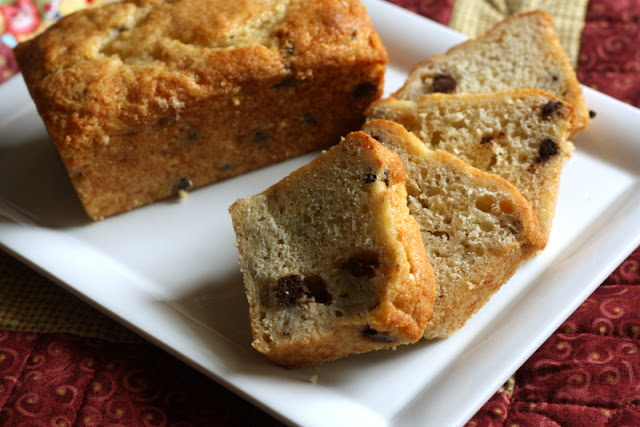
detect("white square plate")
[2,1,640,425]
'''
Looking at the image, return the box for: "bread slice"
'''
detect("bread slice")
[361,120,545,338]
[229,131,435,367]
[366,89,574,243]
[393,11,589,135]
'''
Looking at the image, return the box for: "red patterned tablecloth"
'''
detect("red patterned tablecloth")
[1,0,640,426]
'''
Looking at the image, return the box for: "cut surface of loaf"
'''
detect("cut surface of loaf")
[366,89,574,243]
[361,120,545,338]
[14,0,387,219]
[393,11,589,135]
[229,131,435,367]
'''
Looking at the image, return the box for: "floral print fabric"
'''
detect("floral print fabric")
[0,0,113,83]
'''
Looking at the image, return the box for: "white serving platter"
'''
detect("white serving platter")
[2,1,640,425]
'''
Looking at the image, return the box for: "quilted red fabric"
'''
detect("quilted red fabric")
[0,0,639,426]
[470,252,640,426]
[0,331,284,426]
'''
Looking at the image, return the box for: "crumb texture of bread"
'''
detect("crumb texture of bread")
[361,120,545,338]
[393,11,589,134]
[366,89,574,242]
[229,132,435,368]
[14,0,387,219]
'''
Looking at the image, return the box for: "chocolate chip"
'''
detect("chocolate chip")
[301,113,317,125]
[364,170,389,185]
[589,110,597,119]
[186,131,198,141]
[305,275,332,305]
[363,327,394,343]
[383,169,390,186]
[273,74,298,88]
[172,177,193,192]
[432,73,457,93]
[274,275,310,307]
[542,100,564,120]
[480,135,495,145]
[534,138,559,164]
[253,131,269,144]
[350,31,358,40]
[156,116,171,127]
[353,82,378,100]
[274,274,332,306]
[342,255,379,279]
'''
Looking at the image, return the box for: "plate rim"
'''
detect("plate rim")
[3,1,640,425]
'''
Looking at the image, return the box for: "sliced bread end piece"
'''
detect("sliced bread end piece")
[229,131,435,367]
[393,10,589,135]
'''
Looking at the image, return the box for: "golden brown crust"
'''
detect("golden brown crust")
[15,0,387,219]
[358,132,435,342]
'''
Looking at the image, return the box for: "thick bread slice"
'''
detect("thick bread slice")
[393,11,589,135]
[229,131,435,367]
[366,89,574,243]
[361,120,545,338]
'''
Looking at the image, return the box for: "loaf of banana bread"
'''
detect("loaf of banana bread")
[14,0,387,219]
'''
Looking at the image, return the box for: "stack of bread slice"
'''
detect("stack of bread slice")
[361,120,546,338]
[229,10,588,366]
[363,10,586,340]
[366,89,575,243]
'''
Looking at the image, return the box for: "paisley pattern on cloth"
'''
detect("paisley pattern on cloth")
[577,0,640,107]
[0,0,639,425]
[0,331,285,426]
[470,250,640,425]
